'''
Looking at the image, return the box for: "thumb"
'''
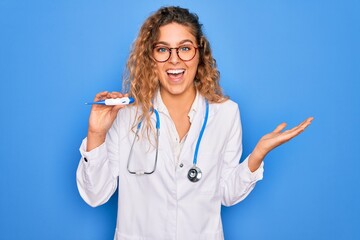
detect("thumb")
[272,122,287,133]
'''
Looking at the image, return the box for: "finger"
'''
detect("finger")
[298,117,313,128]
[290,117,314,133]
[110,91,124,99]
[280,117,314,140]
[299,118,313,131]
[273,122,287,133]
[103,91,122,99]
[307,116,314,122]
[281,128,304,141]
[94,91,109,101]
[304,117,314,127]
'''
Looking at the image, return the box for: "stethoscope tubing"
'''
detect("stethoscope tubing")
[192,101,209,166]
[127,109,160,175]
[127,101,209,182]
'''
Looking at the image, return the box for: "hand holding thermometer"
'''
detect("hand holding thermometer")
[85,97,135,106]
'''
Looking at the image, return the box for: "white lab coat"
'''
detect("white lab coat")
[77,91,264,240]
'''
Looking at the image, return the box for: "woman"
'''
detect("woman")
[77,6,313,240]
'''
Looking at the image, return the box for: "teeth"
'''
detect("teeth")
[167,69,185,74]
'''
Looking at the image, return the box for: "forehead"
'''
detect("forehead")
[157,23,196,44]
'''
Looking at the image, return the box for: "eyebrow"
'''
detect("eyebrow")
[154,39,195,46]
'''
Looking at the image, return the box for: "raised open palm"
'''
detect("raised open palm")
[248,117,314,171]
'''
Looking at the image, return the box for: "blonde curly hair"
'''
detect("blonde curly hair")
[123,6,227,128]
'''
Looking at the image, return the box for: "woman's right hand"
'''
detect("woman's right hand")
[86,91,127,151]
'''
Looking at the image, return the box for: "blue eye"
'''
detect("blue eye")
[180,46,191,52]
[156,47,168,53]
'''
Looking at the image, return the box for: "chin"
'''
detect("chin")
[167,87,186,95]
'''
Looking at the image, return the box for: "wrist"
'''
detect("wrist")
[86,131,106,152]
[251,146,267,161]
[248,147,266,172]
[87,130,106,139]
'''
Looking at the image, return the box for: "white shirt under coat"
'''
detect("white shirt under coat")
[76,91,264,240]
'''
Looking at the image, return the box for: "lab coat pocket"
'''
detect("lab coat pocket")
[195,152,222,196]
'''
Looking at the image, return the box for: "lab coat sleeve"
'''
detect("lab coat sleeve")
[220,106,264,207]
[76,116,120,208]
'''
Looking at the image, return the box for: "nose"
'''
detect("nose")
[169,48,180,64]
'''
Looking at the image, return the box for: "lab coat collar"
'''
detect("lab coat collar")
[152,89,217,167]
[153,89,200,123]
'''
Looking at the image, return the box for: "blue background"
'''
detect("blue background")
[1,0,359,239]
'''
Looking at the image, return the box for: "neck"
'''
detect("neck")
[160,87,196,113]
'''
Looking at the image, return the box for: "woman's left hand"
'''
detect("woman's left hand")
[248,117,314,172]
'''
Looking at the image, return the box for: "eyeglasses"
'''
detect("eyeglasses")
[153,44,198,62]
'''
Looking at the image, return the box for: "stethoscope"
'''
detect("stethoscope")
[127,101,209,182]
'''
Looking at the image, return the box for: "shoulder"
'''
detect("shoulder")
[210,98,240,116]
[206,98,241,128]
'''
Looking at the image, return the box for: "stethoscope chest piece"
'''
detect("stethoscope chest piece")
[187,165,202,182]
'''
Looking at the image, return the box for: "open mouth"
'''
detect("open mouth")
[166,69,185,77]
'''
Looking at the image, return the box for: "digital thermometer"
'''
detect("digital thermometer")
[85,97,135,106]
